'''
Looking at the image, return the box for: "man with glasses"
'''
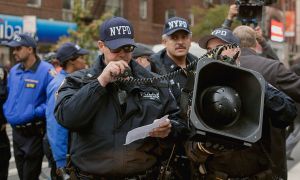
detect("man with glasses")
[2,33,55,180]
[55,17,188,179]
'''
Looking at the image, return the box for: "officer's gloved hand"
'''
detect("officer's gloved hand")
[56,167,70,180]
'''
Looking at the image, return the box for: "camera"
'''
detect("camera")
[235,0,277,26]
[236,0,265,26]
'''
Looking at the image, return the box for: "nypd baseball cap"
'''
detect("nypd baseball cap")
[56,42,89,63]
[198,28,240,49]
[100,17,135,50]
[3,33,37,48]
[163,17,191,36]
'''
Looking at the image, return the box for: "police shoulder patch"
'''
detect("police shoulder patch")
[48,69,57,77]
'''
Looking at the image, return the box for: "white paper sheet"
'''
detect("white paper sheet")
[124,115,169,145]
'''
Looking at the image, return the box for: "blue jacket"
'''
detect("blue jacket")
[46,70,68,168]
[3,59,54,126]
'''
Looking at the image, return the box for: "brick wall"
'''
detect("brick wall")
[0,0,63,20]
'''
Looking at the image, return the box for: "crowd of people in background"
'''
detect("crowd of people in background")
[0,3,300,180]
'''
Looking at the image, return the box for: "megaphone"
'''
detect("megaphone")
[189,58,265,147]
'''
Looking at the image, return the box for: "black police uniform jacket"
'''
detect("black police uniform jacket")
[149,49,198,103]
[55,55,188,177]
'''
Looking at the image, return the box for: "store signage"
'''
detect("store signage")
[0,14,77,43]
[0,17,22,40]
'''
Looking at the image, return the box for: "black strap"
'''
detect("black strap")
[180,71,195,122]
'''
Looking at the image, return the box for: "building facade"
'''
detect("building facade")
[0,0,81,67]
[0,0,298,64]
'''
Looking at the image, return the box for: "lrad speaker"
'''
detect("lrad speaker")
[189,58,265,147]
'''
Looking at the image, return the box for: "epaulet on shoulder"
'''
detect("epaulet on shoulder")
[67,69,97,82]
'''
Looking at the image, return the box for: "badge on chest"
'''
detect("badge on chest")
[139,91,160,102]
[24,79,38,88]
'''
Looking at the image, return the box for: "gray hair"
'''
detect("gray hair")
[233,26,256,48]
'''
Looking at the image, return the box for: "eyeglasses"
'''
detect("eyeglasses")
[109,45,135,53]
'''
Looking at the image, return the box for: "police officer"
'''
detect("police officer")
[149,17,197,179]
[45,52,62,73]
[46,42,89,179]
[150,17,197,103]
[0,64,10,180]
[2,33,55,180]
[55,17,188,179]
[189,28,298,179]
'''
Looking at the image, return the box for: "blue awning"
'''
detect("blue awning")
[0,14,77,44]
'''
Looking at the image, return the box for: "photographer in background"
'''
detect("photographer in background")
[286,61,300,160]
[222,4,280,61]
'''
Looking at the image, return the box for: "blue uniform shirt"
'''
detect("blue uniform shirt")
[46,70,68,168]
[3,59,54,126]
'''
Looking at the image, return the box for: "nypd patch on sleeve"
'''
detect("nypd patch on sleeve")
[48,69,57,77]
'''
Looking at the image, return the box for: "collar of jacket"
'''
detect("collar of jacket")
[17,57,41,72]
[150,48,197,72]
[240,48,258,56]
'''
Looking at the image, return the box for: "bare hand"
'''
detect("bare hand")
[149,119,172,138]
[97,60,129,87]
[254,26,265,43]
[135,57,150,69]
[227,4,238,20]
